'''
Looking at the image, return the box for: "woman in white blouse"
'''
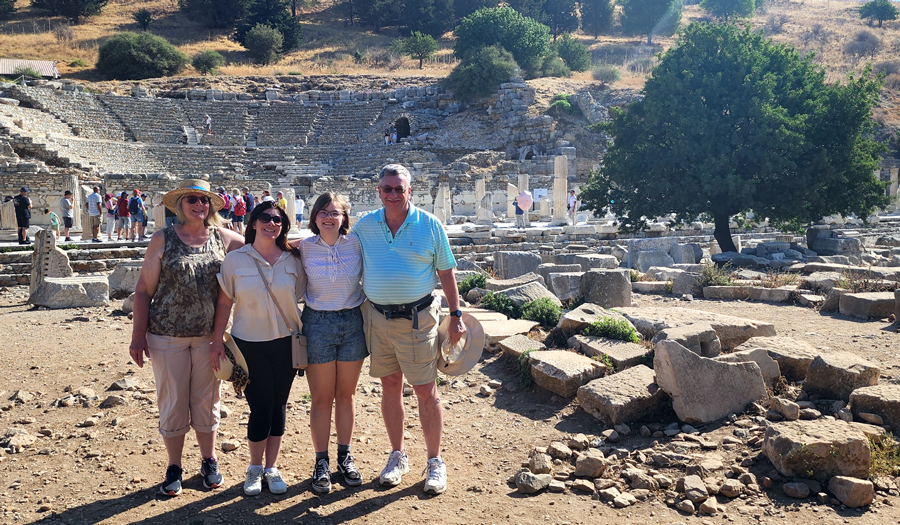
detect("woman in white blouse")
[296,192,367,494]
[210,201,307,496]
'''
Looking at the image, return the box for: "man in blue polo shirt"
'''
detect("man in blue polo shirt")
[353,164,466,496]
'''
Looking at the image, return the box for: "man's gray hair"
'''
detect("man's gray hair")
[379,164,411,182]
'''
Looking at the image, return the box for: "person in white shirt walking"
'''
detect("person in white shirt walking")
[567,189,578,225]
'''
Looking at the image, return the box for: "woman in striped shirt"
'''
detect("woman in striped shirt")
[296,192,367,494]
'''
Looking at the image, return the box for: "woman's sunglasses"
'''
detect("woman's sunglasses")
[185,195,210,205]
[257,214,283,224]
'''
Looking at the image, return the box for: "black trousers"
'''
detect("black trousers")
[233,335,296,442]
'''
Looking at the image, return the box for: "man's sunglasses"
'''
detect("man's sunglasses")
[185,196,210,205]
[257,214,283,224]
[379,185,408,194]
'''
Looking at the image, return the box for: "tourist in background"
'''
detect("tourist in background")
[277,191,287,210]
[513,197,525,229]
[44,208,60,239]
[85,186,103,243]
[242,187,256,225]
[130,179,244,497]
[230,189,246,235]
[296,192,366,494]
[262,190,274,203]
[567,189,578,225]
[217,187,231,226]
[116,191,131,241]
[129,189,146,242]
[211,201,306,496]
[60,190,74,242]
[294,194,305,227]
[104,193,116,241]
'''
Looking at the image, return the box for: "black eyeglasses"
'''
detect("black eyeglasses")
[379,185,408,194]
[257,214,283,224]
[185,195,210,205]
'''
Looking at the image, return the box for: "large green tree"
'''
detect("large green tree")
[31,0,108,23]
[96,32,187,79]
[542,0,579,39]
[236,0,302,52]
[453,6,551,76]
[357,0,401,31]
[581,23,889,253]
[402,0,454,36]
[178,0,250,28]
[580,0,613,37]
[392,31,439,67]
[700,0,754,20]
[620,0,681,45]
[859,0,898,27]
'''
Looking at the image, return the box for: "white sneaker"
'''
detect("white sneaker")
[379,450,409,487]
[423,457,447,495]
[244,466,263,496]
[264,468,288,495]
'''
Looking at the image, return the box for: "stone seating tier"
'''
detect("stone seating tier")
[0,103,75,138]
[100,95,187,144]
[14,86,130,142]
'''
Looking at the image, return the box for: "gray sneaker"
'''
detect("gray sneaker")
[244,466,263,496]
[423,457,447,495]
[379,450,409,487]
[264,468,288,495]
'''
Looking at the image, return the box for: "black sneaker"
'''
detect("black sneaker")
[201,457,224,489]
[311,458,332,494]
[64,237,73,241]
[159,465,183,496]
[337,453,363,486]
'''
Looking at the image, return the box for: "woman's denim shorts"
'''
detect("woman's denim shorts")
[301,305,368,364]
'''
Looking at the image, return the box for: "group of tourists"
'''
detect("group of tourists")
[129,164,466,499]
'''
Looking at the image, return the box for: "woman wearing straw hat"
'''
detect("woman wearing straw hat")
[210,201,307,496]
[296,192,367,494]
[129,179,244,497]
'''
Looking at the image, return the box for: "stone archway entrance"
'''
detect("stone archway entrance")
[395,117,410,139]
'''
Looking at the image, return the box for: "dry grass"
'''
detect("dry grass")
[1,0,899,126]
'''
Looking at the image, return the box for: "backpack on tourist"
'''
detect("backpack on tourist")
[128,197,141,215]
[232,196,246,216]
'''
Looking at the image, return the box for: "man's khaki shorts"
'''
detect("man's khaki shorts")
[147,333,221,437]
[363,299,440,386]
[89,214,102,229]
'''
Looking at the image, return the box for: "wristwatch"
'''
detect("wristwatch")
[449,309,463,317]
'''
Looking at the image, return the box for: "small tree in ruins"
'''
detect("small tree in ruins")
[392,31,439,68]
[580,23,889,253]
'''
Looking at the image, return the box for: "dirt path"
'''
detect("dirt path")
[1,286,899,525]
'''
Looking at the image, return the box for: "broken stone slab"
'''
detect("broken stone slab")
[672,271,702,297]
[577,365,665,426]
[651,322,721,358]
[828,476,874,508]
[820,287,846,312]
[620,307,775,351]
[627,238,678,269]
[801,272,843,293]
[557,303,634,335]
[495,251,542,279]
[107,261,142,300]
[748,286,796,303]
[761,419,870,481]
[460,308,508,322]
[632,281,670,294]
[769,397,801,420]
[481,319,539,346]
[646,267,685,281]
[497,334,546,360]
[122,292,135,314]
[515,471,552,494]
[682,474,709,504]
[733,336,818,382]
[714,348,781,388]
[548,272,582,301]
[849,384,900,432]
[579,269,631,308]
[702,286,750,301]
[537,263,582,288]
[530,351,607,398]
[485,272,544,291]
[653,340,768,424]
[573,448,609,477]
[802,351,880,401]
[496,281,561,308]
[798,294,824,307]
[570,335,650,371]
[574,253,619,271]
[633,250,675,272]
[28,276,110,309]
[712,251,770,269]
[839,292,897,319]
[670,244,700,265]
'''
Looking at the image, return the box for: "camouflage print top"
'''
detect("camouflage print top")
[148,226,226,337]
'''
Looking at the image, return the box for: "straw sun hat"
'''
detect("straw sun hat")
[162,179,225,212]
[436,312,486,376]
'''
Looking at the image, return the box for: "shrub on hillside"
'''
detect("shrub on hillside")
[458,273,487,296]
[843,29,882,58]
[453,6,551,77]
[444,45,517,102]
[0,0,16,16]
[480,291,519,319]
[243,24,283,65]
[859,0,898,27]
[554,33,590,72]
[97,32,187,80]
[873,60,900,76]
[592,64,620,84]
[520,297,562,328]
[539,53,571,78]
[32,0,107,23]
[133,8,153,30]
[13,66,42,79]
[192,50,225,75]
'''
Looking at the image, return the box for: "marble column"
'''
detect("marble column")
[153,192,166,229]
[433,183,451,224]
[281,188,297,231]
[890,168,898,197]
[552,156,568,225]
